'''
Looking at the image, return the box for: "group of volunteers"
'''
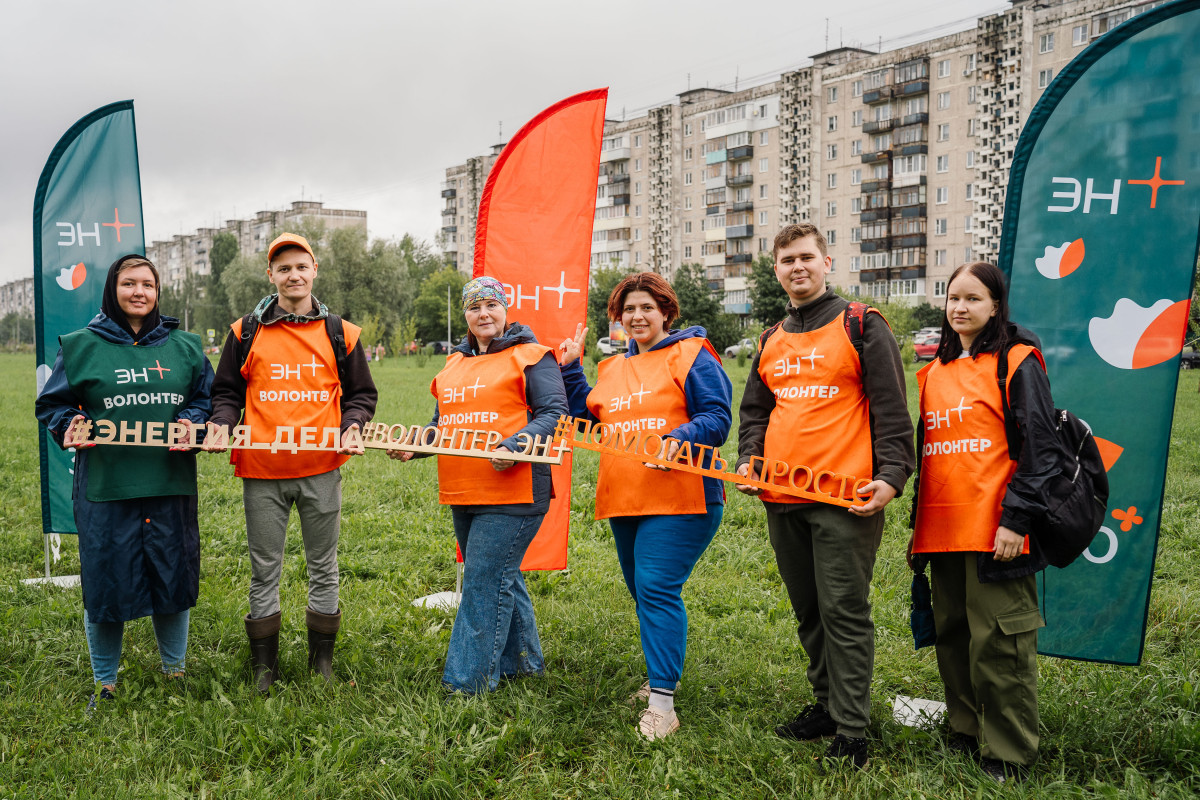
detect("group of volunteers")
[37,223,1059,783]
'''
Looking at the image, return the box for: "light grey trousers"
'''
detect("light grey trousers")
[244,469,342,619]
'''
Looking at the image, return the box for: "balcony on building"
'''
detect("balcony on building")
[442,225,457,234]
[442,206,456,218]
[897,79,930,97]
[707,266,725,281]
[861,179,891,194]
[728,174,753,187]
[608,173,631,188]
[708,279,724,292]
[705,175,727,190]
[444,238,458,252]
[894,234,927,248]
[706,204,722,216]
[601,146,631,162]
[727,145,754,161]
[860,208,889,223]
[862,119,894,134]
[898,266,927,279]
[705,149,728,164]
[704,252,727,267]
[859,239,889,253]
[611,194,630,206]
[863,86,894,104]
[901,112,929,126]
[861,150,892,164]
[893,203,926,218]
[859,269,887,283]
[730,200,754,213]
[897,143,928,156]
[724,302,752,315]
[726,224,754,239]
[726,252,752,264]
[440,182,457,199]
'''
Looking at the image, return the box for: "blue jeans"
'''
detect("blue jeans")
[443,509,545,694]
[609,504,723,689]
[84,608,190,686]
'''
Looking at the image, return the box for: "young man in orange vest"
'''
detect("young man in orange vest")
[205,233,377,692]
[736,223,914,768]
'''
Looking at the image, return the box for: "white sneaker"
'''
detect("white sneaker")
[638,706,680,741]
[629,680,681,705]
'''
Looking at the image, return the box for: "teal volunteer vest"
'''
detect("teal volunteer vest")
[59,328,205,501]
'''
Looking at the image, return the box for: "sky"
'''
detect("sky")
[0,0,1008,286]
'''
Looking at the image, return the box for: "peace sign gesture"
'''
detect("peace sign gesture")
[557,323,589,366]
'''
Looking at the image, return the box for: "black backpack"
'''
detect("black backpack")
[997,345,1109,569]
[237,312,350,385]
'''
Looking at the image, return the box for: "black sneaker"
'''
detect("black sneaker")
[823,733,869,769]
[85,686,115,714]
[947,732,978,757]
[980,757,1028,784]
[775,703,837,740]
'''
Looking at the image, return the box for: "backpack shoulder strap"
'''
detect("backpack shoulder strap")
[237,314,258,368]
[996,345,1022,459]
[842,301,870,356]
[757,320,784,354]
[324,314,349,386]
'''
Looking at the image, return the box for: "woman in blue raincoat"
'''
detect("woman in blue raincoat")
[36,255,214,710]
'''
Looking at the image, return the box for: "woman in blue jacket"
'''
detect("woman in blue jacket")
[36,255,214,710]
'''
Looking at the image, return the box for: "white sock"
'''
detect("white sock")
[648,687,675,713]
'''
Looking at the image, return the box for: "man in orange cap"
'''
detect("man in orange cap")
[205,232,377,692]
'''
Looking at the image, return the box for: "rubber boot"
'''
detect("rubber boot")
[245,611,281,694]
[306,607,341,682]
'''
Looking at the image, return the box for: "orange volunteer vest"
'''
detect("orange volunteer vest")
[431,343,550,506]
[230,317,361,479]
[758,312,874,505]
[586,337,716,520]
[912,345,1043,554]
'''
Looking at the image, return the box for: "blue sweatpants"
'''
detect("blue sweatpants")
[608,504,723,690]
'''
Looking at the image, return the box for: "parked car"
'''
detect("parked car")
[1180,348,1200,369]
[911,327,941,345]
[913,333,940,362]
[725,338,756,358]
[430,341,453,355]
[597,337,619,356]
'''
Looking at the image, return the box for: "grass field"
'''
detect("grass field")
[1,351,1197,798]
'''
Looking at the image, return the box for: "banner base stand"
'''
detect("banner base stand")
[411,591,460,611]
[412,563,464,611]
[22,574,80,588]
[891,695,946,730]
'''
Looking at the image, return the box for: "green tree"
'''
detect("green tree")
[357,313,382,353]
[413,268,469,343]
[1,313,34,348]
[390,316,418,358]
[197,232,239,333]
[671,262,742,353]
[587,264,634,348]
[220,251,272,319]
[748,253,789,327]
[911,301,944,329]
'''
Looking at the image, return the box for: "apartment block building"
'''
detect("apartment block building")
[147,200,367,290]
[441,144,505,273]
[0,277,34,318]
[442,0,1165,312]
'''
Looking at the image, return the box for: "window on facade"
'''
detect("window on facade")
[828,116,838,132]
[935,249,946,266]
[936,155,949,173]
[968,86,978,103]
[684,147,693,160]
[635,181,641,195]
[759,183,768,199]
[934,279,947,297]
[967,118,977,136]
[1038,69,1054,89]
[635,252,642,264]
[635,205,642,218]
[759,104,768,118]
[684,221,692,234]
[965,150,976,167]
[827,231,836,245]
[938,123,950,141]
[873,164,889,179]
[935,187,948,204]
[851,140,863,156]
[827,144,838,160]
[851,227,862,243]
[852,79,863,97]
[850,197,862,213]
[965,183,974,200]
[635,158,642,171]
[850,168,861,185]
[895,154,926,176]
[937,92,950,110]
[759,211,768,226]
[826,201,837,217]
[937,59,950,78]
[684,197,692,210]
[828,86,839,103]
[1039,33,1055,53]
[684,172,692,186]
[759,157,769,172]
[871,132,892,151]
[852,110,862,126]
[964,215,973,232]
[934,218,947,235]
[759,131,769,145]
[684,246,692,258]
[1073,24,1088,45]
[684,123,693,136]
[634,229,642,241]
[827,173,837,189]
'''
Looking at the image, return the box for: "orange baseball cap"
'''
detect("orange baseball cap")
[267,232,317,265]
